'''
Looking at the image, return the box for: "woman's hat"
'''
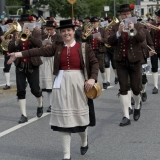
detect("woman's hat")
[117,4,135,12]
[44,20,56,27]
[56,19,78,29]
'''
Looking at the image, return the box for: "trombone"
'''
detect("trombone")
[141,21,160,30]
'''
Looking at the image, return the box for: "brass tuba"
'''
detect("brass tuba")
[105,17,119,48]
[1,22,22,51]
[82,22,93,39]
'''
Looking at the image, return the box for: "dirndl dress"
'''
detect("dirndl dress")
[50,70,90,133]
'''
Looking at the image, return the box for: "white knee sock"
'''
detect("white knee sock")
[37,96,43,108]
[105,68,110,83]
[142,83,147,93]
[113,69,118,78]
[61,132,71,159]
[4,73,10,86]
[152,72,158,89]
[19,99,27,117]
[47,92,52,106]
[133,94,141,109]
[128,90,132,109]
[101,72,107,83]
[78,128,88,147]
[119,94,130,119]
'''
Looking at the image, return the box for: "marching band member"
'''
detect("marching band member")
[146,9,160,94]
[7,19,99,160]
[41,20,63,112]
[8,14,43,123]
[108,4,145,126]
[1,19,13,90]
[82,17,108,89]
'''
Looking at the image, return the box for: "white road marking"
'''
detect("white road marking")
[0,113,50,138]
[0,82,14,86]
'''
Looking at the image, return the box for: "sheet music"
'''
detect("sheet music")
[23,23,34,32]
[33,22,42,29]
[1,24,10,32]
[100,21,108,27]
[92,32,101,39]
[124,17,137,26]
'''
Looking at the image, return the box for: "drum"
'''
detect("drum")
[85,82,102,99]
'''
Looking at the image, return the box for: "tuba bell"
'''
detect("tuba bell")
[1,21,22,51]
[82,22,93,39]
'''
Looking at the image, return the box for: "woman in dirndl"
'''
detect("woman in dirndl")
[7,19,99,160]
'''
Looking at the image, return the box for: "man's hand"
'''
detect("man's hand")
[149,50,156,56]
[84,79,95,92]
[7,53,16,64]
[118,21,124,35]
[96,36,102,41]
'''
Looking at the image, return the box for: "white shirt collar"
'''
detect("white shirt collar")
[64,40,76,47]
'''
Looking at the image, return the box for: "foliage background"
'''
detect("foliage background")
[6,0,137,19]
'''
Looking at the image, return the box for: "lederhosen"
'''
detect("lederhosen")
[16,40,42,99]
[116,31,142,95]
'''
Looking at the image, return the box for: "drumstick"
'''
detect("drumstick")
[147,45,157,54]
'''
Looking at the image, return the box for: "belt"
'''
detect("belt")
[20,58,31,62]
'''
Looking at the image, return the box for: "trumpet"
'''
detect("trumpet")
[17,31,29,41]
[141,21,160,30]
[82,22,93,39]
[38,16,46,25]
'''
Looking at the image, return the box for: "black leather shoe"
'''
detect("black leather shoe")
[152,87,158,94]
[37,107,43,118]
[119,117,131,126]
[102,83,107,89]
[106,82,110,87]
[81,144,89,155]
[47,105,51,112]
[129,107,133,115]
[142,92,147,102]
[18,114,28,123]
[133,109,140,121]
[115,77,118,84]
[3,84,10,90]
[131,97,135,105]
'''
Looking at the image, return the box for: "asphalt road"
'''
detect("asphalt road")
[0,55,160,160]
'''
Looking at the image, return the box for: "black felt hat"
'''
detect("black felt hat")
[56,19,77,29]
[117,4,134,12]
[44,20,56,27]
[5,19,13,24]
[84,16,90,20]
[90,17,99,22]
[155,9,160,16]
[31,14,38,20]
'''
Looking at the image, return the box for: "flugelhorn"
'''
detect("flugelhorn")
[17,31,29,41]
[105,17,119,48]
[1,21,22,51]
[38,16,46,24]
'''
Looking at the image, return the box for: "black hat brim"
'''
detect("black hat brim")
[56,24,78,29]
[117,8,133,12]
[44,24,56,27]
[155,12,160,16]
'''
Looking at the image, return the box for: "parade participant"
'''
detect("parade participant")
[2,19,13,90]
[146,9,160,94]
[104,17,118,86]
[108,4,145,126]
[75,20,83,42]
[7,19,99,160]
[8,14,43,123]
[41,20,63,112]
[82,17,108,89]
